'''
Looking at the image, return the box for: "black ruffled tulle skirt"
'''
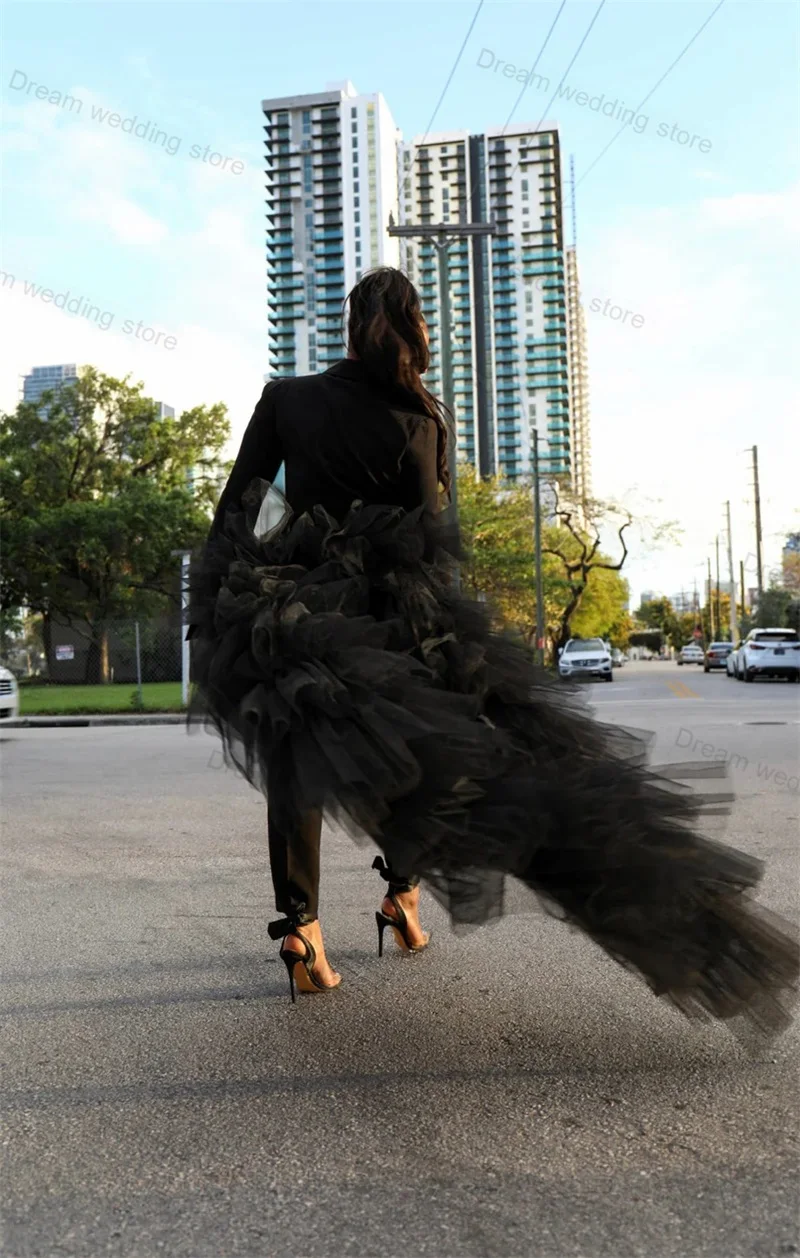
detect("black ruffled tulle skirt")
[188,481,798,1035]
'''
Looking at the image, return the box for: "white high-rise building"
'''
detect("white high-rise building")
[22,363,80,405]
[398,123,571,482]
[262,82,400,377]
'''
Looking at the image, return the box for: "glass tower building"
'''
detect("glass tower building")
[398,122,571,483]
[22,364,80,405]
[262,81,400,379]
[262,85,584,488]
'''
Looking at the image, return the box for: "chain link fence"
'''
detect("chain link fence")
[44,618,183,688]
[4,615,188,713]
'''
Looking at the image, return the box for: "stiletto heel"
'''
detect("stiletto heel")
[268,916,341,1002]
[372,857,431,955]
[376,910,389,957]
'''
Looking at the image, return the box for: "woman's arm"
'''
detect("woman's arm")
[211,380,284,531]
[407,413,442,515]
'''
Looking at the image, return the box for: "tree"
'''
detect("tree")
[457,470,634,657]
[781,551,800,597]
[700,591,733,642]
[754,586,794,630]
[457,469,540,640]
[542,487,633,654]
[636,596,675,632]
[1,368,230,681]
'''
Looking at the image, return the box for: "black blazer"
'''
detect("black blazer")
[211,360,440,534]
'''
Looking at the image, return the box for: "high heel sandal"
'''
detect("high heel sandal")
[372,856,431,956]
[268,916,341,1003]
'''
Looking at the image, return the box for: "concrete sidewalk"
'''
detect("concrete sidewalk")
[5,713,185,728]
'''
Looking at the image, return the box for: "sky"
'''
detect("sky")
[2,0,798,608]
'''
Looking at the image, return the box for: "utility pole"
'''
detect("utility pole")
[751,445,764,599]
[388,220,496,512]
[739,558,746,638]
[532,429,545,667]
[707,556,715,640]
[725,501,737,643]
[715,536,721,642]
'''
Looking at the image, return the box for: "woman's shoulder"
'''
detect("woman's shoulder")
[388,407,435,437]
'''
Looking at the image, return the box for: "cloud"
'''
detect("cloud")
[0,80,268,448]
[73,190,169,246]
[581,183,799,602]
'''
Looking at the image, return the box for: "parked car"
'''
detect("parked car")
[734,627,800,683]
[704,641,733,672]
[726,647,740,678]
[558,638,613,682]
[0,666,20,721]
[677,643,704,666]
[611,648,626,668]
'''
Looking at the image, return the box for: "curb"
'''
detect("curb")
[5,714,186,729]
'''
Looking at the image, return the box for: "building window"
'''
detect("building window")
[354,181,359,193]
[354,211,360,222]
[354,195,360,207]
[353,166,359,178]
[351,106,357,117]
[355,226,361,237]
[351,120,358,133]
[352,136,358,148]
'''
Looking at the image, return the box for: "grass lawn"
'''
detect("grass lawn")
[20,682,184,715]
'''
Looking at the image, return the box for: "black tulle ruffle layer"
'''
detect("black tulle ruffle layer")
[188,482,798,1034]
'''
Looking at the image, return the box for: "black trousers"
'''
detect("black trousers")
[267,788,419,924]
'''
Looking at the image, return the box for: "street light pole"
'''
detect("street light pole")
[725,501,737,643]
[388,220,496,512]
[532,429,545,667]
[715,535,721,644]
[435,238,457,508]
[751,445,764,599]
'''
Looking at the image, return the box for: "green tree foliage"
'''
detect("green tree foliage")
[457,469,630,655]
[754,585,794,630]
[636,596,706,650]
[1,368,229,680]
[542,486,633,654]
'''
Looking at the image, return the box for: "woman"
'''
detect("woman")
[189,268,797,1028]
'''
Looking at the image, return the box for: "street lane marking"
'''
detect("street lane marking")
[667,680,700,699]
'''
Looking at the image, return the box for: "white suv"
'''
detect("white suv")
[0,667,20,720]
[736,627,800,683]
[558,638,613,682]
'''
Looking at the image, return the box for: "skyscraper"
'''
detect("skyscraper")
[262,81,400,379]
[398,122,570,482]
[22,363,79,405]
[565,246,591,500]
[262,86,584,488]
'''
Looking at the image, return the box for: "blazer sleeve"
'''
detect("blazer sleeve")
[406,413,442,515]
[210,380,284,533]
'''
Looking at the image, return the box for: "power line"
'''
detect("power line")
[461,0,568,220]
[500,0,568,135]
[577,0,727,186]
[507,0,607,184]
[400,0,486,202]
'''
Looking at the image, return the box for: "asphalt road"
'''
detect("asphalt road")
[2,662,799,1258]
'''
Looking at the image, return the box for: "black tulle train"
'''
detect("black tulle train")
[188,482,798,1034]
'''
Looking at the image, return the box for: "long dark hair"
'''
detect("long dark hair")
[346,267,451,494]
